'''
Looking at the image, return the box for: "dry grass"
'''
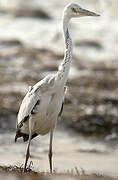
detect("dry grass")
[0,165,116,180]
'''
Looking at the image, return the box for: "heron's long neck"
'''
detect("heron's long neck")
[57,16,72,85]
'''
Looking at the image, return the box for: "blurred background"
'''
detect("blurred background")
[0,0,118,178]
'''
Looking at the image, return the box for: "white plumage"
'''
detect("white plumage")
[17,80,66,135]
[15,3,99,173]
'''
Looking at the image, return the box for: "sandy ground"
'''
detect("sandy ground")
[0,127,118,178]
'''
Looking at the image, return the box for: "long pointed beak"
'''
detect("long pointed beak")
[80,8,100,17]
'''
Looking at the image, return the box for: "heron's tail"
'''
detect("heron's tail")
[15,129,38,142]
[15,129,29,142]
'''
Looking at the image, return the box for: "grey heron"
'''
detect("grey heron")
[15,3,100,173]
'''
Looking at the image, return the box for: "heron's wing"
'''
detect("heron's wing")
[15,74,57,142]
[15,84,42,142]
[16,87,40,127]
[16,74,56,127]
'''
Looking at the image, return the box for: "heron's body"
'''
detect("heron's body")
[15,2,99,173]
[17,83,65,137]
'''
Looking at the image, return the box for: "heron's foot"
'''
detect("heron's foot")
[50,168,52,174]
[48,151,53,174]
[23,166,27,173]
[23,151,30,173]
[23,160,29,173]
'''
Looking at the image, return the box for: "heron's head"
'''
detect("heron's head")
[64,3,100,19]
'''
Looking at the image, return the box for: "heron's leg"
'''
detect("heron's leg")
[48,129,53,173]
[23,119,34,172]
[23,133,32,172]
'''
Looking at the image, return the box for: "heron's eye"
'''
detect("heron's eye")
[71,7,77,13]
